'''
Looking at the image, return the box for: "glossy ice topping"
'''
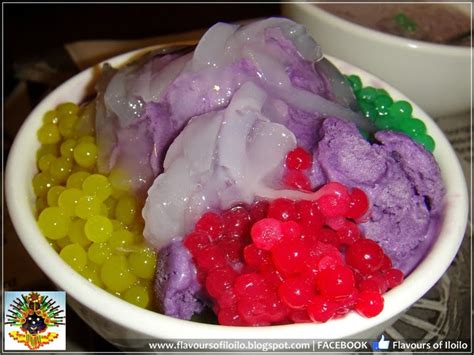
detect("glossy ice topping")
[95,18,371,194]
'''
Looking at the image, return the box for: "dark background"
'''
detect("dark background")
[4,3,280,97]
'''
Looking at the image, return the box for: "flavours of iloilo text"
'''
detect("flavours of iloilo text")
[33,18,444,326]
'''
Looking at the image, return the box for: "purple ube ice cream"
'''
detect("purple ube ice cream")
[154,239,205,319]
[95,18,445,320]
[313,118,444,274]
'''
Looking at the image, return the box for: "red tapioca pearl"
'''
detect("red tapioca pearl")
[183,231,212,256]
[218,306,247,326]
[281,221,301,241]
[286,147,312,171]
[336,221,361,246]
[324,216,346,231]
[195,245,228,272]
[316,182,351,218]
[346,239,384,275]
[383,268,404,289]
[205,267,237,299]
[243,244,271,269]
[333,289,359,317]
[278,275,315,309]
[260,264,285,288]
[251,218,284,251]
[296,200,325,230]
[216,238,243,263]
[355,290,384,318]
[317,254,344,271]
[234,273,272,300]
[317,227,340,246]
[316,265,355,298]
[309,241,344,265]
[237,298,272,326]
[195,212,225,241]
[380,255,393,271]
[346,188,369,220]
[267,198,297,222]
[307,295,336,323]
[222,205,251,237]
[289,308,312,323]
[283,170,311,191]
[352,269,364,287]
[266,293,290,323]
[359,273,388,294]
[271,240,310,275]
[218,288,239,309]
[250,200,270,223]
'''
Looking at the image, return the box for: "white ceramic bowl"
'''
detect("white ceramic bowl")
[282,1,471,117]
[5,44,468,349]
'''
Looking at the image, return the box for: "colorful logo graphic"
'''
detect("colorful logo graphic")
[4,291,66,351]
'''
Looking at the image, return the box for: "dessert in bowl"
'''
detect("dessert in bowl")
[5,18,468,348]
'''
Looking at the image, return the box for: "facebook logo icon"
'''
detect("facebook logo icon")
[372,334,390,350]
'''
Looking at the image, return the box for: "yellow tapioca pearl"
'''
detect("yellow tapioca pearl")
[60,243,87,272]
[100,255,137,293]
[38,207,70,240]
[84,215,113,243]
[47,186,67,207]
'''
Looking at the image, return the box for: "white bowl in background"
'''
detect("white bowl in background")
[282,1,471,117]
[5,44,468,349]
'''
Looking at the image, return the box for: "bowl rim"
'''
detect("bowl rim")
[289,1,471,56]
[5,44,469,340]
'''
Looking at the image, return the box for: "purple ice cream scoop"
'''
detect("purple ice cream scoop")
[314,117,445,274]
[154,239,205,320]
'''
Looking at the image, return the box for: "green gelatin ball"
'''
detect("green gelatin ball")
[357,86,378,102]
[400,118,427,136]
[358,101,377,121]
[60,243,87,272]
[389,100,413,120]
[347,75,362,92]
[413,134,435,152]
[374,95,393,112]
[38,207,70,240]
[375,116,403,131]
[376,88,390,97]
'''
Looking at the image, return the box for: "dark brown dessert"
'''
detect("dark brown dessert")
[318,3,472,46]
